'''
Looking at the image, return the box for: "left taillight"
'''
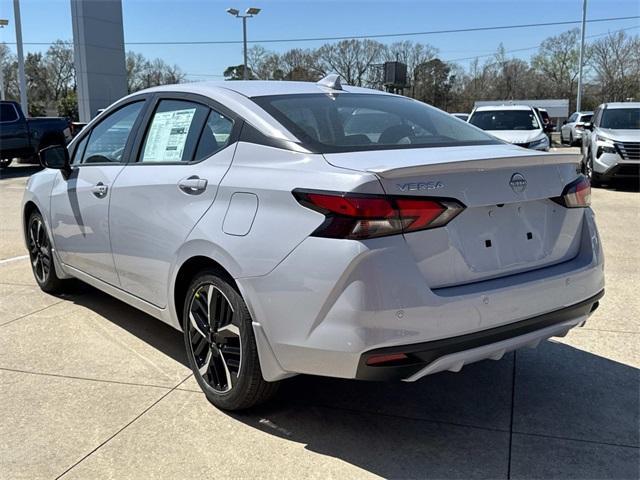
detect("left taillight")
[552,176,591,208]
[293,189,465,240]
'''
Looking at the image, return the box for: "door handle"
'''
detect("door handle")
[178,176,208,195]
[92,182,108,198]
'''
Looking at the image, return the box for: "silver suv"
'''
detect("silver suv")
[24,78,604,410]
[583,102,640,184]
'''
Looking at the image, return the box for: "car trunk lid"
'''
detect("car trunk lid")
[323,145,585,288]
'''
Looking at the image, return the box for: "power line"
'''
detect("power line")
[2,15,639,46]
[184,25,639,80]
[443,24,640,63]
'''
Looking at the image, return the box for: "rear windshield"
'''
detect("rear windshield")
[600,108,639,129]
[580,114,593,123]
[252,93,498,153]
[469,110,540,131]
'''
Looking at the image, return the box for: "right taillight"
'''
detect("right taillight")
[293,189,465,240]
[552,176,591,208]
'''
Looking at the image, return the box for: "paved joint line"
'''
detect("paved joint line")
[512,430,640,450]
[55,374,193,479]
[507,351,517,479]
[0,282,38,287]
[0,254,29,265]
[0,300,65,327]
[0,366,176,391]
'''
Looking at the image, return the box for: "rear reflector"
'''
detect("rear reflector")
[366,353,409,366]
[552,176,591,208]
[293,189,465,240]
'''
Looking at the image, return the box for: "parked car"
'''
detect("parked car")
[468,105,550,151]
[561,111,593,146]
[0,100,73,169]
[451,113,469,122]
[582,102,639,184]
[24,78,604,410]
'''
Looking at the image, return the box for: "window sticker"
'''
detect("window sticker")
[143,108,196,162]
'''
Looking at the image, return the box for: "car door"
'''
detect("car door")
[109,94,238,307]
[562,113,576,138]
[50,99,148,285]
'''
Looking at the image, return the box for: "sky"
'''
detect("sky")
[0,0,638,80]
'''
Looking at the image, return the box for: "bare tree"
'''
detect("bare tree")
[44,40,75,101]
[126,51,186,92]
[383,41,438,95]
[317,39,384,86]
[589,31,640,103]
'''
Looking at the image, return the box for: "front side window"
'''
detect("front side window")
[469,110,540,131]
[0,103,19,122]
[600,108,639,130]
[80,102,144,164]
[252,93,498,153]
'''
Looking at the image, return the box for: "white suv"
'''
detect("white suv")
[583,102,640,184]
[468,105,549,151]
[561,111,593,146]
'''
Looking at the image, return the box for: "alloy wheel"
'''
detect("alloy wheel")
[187,284,242,393]
[28,217,51,285]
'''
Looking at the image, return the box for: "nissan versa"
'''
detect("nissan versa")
[23,77,604,410]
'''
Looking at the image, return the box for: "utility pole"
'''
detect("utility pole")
[576,0,588,112]
[0,18,8,101]
[13,0,28,114]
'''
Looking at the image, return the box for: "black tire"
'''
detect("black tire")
[182,271,279,411]
[569,132,574,146]
[0,158,12,169]
[27,211,69,293]
[585,151,601,187]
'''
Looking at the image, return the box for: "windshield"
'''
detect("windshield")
[252,93,499,153]
[600,108,639,129]
[469,110,540,131]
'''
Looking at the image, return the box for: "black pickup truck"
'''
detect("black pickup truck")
[0,100,73,169]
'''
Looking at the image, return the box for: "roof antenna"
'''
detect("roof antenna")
[317,74,343,91]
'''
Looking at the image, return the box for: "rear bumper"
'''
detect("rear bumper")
[355,290,603,381]
[240,209,604,382]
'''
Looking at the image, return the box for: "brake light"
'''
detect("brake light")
[293,189,465,239]
[552,176,591,208]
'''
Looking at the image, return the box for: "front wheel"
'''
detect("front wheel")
[182,271,279,410]
[584,151,601,187]
[27,211,68,293]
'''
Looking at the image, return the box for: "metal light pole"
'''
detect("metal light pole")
[0,18,8,101]
[576,0,588,112]
[13,0,27,114]
[226,7,261,80]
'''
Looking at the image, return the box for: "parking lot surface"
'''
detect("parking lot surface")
[1,159,639,479]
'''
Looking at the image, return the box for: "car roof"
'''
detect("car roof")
[474,105,533,112]
[602,102,640,109]
[141,80,389,98]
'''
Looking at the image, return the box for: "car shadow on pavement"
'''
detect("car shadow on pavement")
[64,285,639,479]
[594,179,639,193]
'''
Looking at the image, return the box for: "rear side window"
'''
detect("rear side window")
[0,103,19,122]
[140,100,209,163]
[252,93,497,153]
[80,102,144,164]
[193,109,234,161]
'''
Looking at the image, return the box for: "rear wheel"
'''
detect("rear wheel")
[27,211,68,293]
[569,132,574,146]
[182,271,279,410]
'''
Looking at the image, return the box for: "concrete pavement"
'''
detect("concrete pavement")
[0,162,638,479]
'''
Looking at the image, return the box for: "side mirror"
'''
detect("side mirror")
[562,120,567,125]
[583,123,593,131]
[39,145,70,173]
